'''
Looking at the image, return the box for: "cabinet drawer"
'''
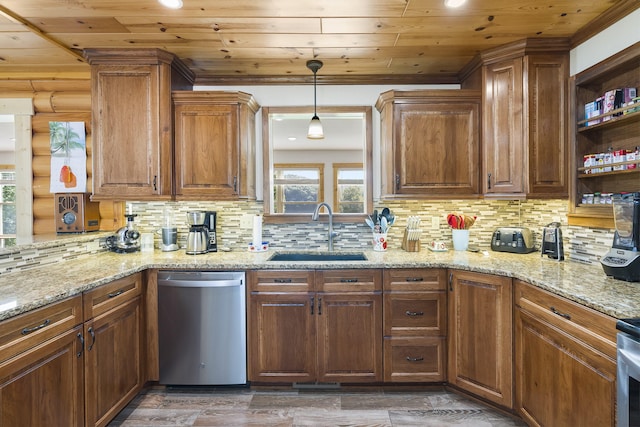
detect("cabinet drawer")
[0,295,83,363]
[384,337,446,382]
[316,269,382,292]
[514,280,617,359]
[248,270,314,292]
[384,292,446,336]
[383,269,446,291]
[83,273,142,320]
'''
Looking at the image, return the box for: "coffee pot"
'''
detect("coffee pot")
[185,211,209,255]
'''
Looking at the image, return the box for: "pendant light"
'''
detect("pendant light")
[306,60,324,139]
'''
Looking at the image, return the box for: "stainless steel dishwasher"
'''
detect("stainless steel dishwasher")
[157,271,246,385]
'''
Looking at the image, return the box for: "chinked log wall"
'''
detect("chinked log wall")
[0,79,122,235]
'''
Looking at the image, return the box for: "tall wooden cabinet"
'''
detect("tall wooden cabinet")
[84,48,194,200]
[569,42,640,229]
[447,270,513,409]
[248,269,382,384]
[481,39,570,198]
[172,91,259,200]
[375,90,481,198]
[515,280,617,427]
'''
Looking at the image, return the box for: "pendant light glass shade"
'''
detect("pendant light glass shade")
[306,60,324,139]
[307,115,324,139]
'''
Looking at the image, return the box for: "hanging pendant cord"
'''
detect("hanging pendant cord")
[313,70,318,117]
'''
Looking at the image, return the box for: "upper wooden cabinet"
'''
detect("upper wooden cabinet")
[569,42,640,229]
[376,90,481,198]
[172,91,259,200]
[84,48,194,201]
[480,39,570,198]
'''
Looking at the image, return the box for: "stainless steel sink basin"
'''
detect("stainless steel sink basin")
[267,252,367,262]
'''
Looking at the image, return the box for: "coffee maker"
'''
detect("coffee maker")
[541,222,564,261]
[601,192,640,282]
[203,211,217,252]
[185,211,209,255]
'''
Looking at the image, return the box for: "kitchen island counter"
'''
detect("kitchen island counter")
[0,248,637,321]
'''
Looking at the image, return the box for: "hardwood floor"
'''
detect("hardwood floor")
[108,386,527,426]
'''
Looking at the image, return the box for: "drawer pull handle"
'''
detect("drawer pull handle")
[310,296,314,315]
[550,306,571,320]
[340,278,359,283]
[274,278,292,283]
[318,297,322,315]
[108,289,124,298]
[406,356,424,362]
[88,327,96,351]
[405,310,424,317]
[21,319,50,335]
[406,277,424,282]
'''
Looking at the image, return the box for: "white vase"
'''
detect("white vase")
[451,229,469,251]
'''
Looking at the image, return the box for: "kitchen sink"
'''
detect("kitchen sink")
[267,252,368,262]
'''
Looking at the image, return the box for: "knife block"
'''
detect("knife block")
[401,229,421,252]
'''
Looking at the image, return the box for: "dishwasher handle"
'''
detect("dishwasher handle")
[158,278,243,288]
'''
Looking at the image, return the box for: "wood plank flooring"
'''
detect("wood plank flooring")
[108,386,527,426]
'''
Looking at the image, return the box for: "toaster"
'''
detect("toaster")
[491,227,536,254]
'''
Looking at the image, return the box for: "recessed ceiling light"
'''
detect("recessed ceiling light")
[288,137,297,141]
[158,0,183,9]
[444,0,467,7]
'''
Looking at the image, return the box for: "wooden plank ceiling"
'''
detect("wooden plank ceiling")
[0,0,637,84]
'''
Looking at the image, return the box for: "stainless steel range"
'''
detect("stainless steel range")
[617,318,640,427]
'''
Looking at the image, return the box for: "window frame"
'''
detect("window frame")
[273,162,325,214]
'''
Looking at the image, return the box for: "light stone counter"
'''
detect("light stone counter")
[0,248,638,321]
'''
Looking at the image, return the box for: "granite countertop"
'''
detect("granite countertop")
[0,247,638,322]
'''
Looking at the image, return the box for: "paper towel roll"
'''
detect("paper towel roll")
[252,214,262,245]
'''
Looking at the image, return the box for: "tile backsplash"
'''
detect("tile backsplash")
[0,198,616,275]
[129,199,615,264]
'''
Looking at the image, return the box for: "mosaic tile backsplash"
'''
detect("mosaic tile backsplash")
[0,198,617,274]
[129,199,614,263]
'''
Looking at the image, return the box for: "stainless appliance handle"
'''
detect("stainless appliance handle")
[158,279,243,288]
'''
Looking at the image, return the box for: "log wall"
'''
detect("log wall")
[0,80,123,235]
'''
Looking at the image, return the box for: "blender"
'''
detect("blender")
[601,192,640,281]
[160,207,179,252]
[185,211,209,255]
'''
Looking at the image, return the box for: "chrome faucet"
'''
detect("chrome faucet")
[312,202,337,251]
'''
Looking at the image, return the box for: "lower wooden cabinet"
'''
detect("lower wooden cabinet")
[383,268,447,382]
[248,269,382,384]
[447,270,513,408]
[515,280,617,427]
[83,273,144,427]
[0,295,84,426]
[0,326,84,427]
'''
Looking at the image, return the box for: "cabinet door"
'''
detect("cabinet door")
[393,100,480,196]
[526,54,569,197]
[91,65,171,199]
[84,296,144,427]
[174,104,239,199]
[515,308,616,427]
[0,327,84,427]
[248,292,316,383]
[448,270,513,408]
[483,58,524,195]
[316,292,382,383]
